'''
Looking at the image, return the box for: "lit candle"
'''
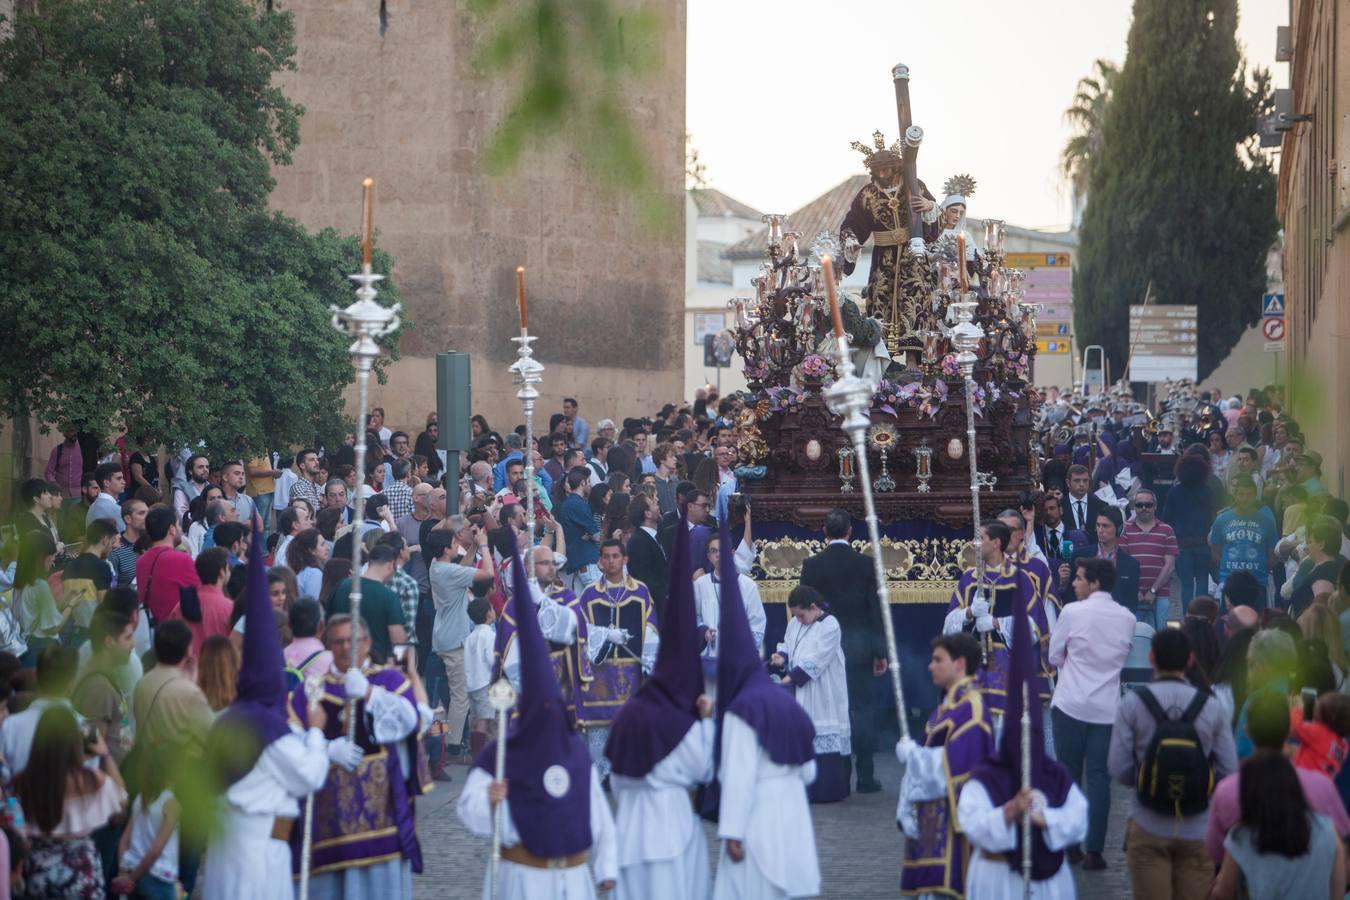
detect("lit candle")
[821,255,844,339]
[361,177,374,265]
[516,266,528,330]
[956,234,969,292]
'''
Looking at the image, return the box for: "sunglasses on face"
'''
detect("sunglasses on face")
[1134,502,1155,509]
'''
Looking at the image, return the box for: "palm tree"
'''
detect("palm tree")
[1061,59,1120,223]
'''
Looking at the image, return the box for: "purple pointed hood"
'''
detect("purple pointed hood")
[714,516,814,766]
[208,517,290,786]
[473,527,592,857]
[969,549,1073,880]
[605,508,702,777]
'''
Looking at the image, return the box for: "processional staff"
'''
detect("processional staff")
[820,255,909,740]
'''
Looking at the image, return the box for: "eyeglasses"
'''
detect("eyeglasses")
[1134,502,1155,509]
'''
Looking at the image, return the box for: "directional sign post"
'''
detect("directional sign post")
[1128,304,1198,382]
[1262,293,1286,353]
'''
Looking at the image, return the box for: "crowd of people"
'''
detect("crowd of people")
[0,380,1342,898]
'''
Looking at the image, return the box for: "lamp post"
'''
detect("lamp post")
[329,178,401,742]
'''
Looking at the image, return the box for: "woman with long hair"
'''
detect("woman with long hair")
[1163,452,1220,609]
[1181,614,1222,690]
[285,528,329,601]
[1212,627,1256,727]
[470,414,490,440]
[197,635,240,714]
[1209,746,1344,899]
[316,558,353,612]
[691,457,719,500]
[16,705,125,899]
[413,430,444,482]
[588,483,611,536]
[602,492,632,543]
[182,484,224,558]
[13,531,70,660]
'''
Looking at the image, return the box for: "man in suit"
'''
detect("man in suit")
[1063,464,1108,535]
[1056,506,1141,613]
[624,496,669,621]
[1032,493,1089,563]
[659,486,711,583]
[799,508,888,792]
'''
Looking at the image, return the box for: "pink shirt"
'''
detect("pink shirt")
[136,545,201,626]
[168,585,234,657]
[1048,590,1136,724]
[1206,766,1350,864]
[284,636,333,677]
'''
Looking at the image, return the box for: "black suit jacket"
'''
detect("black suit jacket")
[1059,545,1141,612]
[1062,492,1108,534]
[1033,523,1090,562]
[625,528,669,617]
[799,542,884,664]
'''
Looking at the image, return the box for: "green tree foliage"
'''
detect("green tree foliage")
[1073,0,1277,380]
[0,0,402,455]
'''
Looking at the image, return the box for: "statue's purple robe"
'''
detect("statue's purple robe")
[900,675,995,897]
[286,665,428,877]
[577,576,658,726]
[947,561,1038,717]
[492,584,595,726]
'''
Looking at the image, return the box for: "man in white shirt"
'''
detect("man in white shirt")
[86,462,127,533]
[1047,556,1135,870]
[693,534,765,698]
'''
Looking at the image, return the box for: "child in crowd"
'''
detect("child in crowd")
[112,754,180,900]
[771,584,851,803]
[463,598,498,758]
[1288,692,1350,778]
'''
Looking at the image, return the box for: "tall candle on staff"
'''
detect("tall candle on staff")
[361,177,374,266]
[515,266,528,331]
[956,233,969,292]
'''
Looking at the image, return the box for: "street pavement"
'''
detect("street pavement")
[413,749,1133,899]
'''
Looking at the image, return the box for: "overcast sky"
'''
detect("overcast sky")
[686,0,1285,231]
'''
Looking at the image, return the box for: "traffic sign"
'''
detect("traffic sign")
[1262,293,1285,317]
[1261,317,1285,341]
[1005,252,1071,269]
[1035,339,1071,355]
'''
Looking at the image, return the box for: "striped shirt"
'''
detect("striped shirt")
[1121,519,1179,595]
[109,538,140,588]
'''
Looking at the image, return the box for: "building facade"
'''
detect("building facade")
[269,0,687,436]
[1279,0,1347,495]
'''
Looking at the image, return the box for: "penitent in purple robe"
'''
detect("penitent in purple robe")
[286,666,429,878]
[946,561,1038,718]
[577,577,658,726]
[1008,547,1057,705]
[493,585,595,727]
[900,675,995,897]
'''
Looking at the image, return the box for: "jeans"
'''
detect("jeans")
[1135,597,1170,631]
[129,873,177,900]
[253,492,275,531]
[1125,820,1213,900]
[565,564,600,595]
[1174,547,1211,608]
[1052,706,1112,853]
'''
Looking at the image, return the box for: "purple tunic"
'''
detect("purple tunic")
[493,585,595,727]
[1009,547,1057,705]
[900,676,995,897]
[286,666,428,877]
[947,561,1037,717]
[576,577,657,726]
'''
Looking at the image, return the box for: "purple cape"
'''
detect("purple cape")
[605,508,702,778]
[715,516,814,767]
[208,518,290,787]
[968,546,1074,881]
[473,528,592,857]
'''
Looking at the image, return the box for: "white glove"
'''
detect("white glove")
[975,615,996,633]
[344,668,370,702]
[327,737,364,772]
[895,737,919,765]
[610,628,633,645]
[970,597,990,618]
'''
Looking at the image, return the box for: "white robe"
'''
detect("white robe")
[611,718,716,900]
[694,573,766,698]
[201,726,331,900]
[777,617,849,757]
[713,713,820,900]
[955,779,1088,900]
[457,764,618,900]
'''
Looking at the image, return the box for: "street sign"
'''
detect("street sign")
[1036,339,1071,355]
[1261,317,1285,341]
[1129,304,1198,382]
[1036,322,1071,337]
[1006,252,1071,269]
[1262,293,1285,317]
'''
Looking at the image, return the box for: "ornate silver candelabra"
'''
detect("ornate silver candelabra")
[509,325,544,578]
[914,438,933,492]
[821,257,909,740]
[330,259,401,741]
